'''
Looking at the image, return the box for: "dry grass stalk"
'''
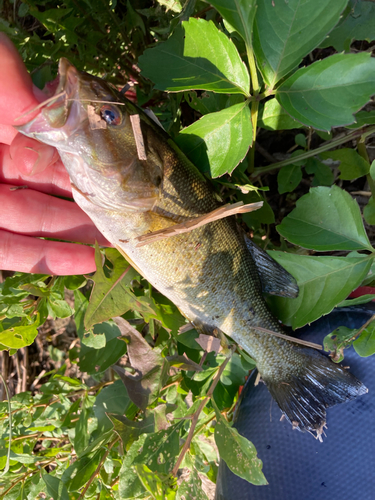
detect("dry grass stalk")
[130,114,147,160]
[135,201,263,247]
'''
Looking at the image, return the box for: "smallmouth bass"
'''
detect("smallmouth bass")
[19,59,367,439]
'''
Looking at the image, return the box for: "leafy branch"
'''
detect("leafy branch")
[171,347,234,475]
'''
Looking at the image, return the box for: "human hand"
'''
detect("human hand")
[0,34,109,275]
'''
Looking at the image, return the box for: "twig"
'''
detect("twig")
[252,325,322,350]
[1,455,72,497]
[0,351,9,401]
[171,348,234,476]
[135,201,263,247]
[255,142,277,163]
[77,437,120,500]
[21,348,28,393]
[348,314,375,343]
[357,135,375,199]
[352,190,371,196]
[15,91,66,121]
[12,433,66,442]
[252,125,375,177]
[14,352,22,394]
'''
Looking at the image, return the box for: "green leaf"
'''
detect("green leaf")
[370,160,375,181]
[0,321,39,349]
[305,157,334,187]
[364,197,375,225]
[277,164,302,194]
[176,453,209,500]
[74,407,89,456]
[213,403,267,485]
[42,475,69,500]
[346,110,375,129]
[62,449,105,491]
[132,425,180,474]
[0,273,47,297]
[80,324,127,373]
[134,464,176,500]
[337,294,375,308]
[239,190,275,229]
[109,412,154,446]
[93,380,130,434]
[19,282,50,298]
[18,2,29,17]
[81,328,106,349]
[354,321,375,357]
[85,246,153,330]
[0,450,39,464]
[258,99,303,130]
[156,0,183,13]
[320,148,370,180]
[75,292,127,373]
[166,354,202,372]
[320,0,375,51]
[47,298,74,319]
[184,91,243,115]
[177,328,201,350]
[176,102,252,177]
[267,252,372,328]
[220,353,250,387]
[253,0,348,86]
[139,19,250,95]
[277,186,373,251]
[323,326,355,362]
[208,0,256,52]
[64,275,87,290]
[276,53,375,131]
[295,133,307,148]
[118,439,147,499]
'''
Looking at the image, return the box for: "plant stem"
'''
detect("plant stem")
[348,314,375,343]
[0,374,11,475]
[357,136,375,198]
[171,348,234,476]
[77,437,120,500]
[247,45,260,174]
[1,455,72,497]
[252,125,375,178]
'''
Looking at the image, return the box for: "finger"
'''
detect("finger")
[9,133,61,176]
[0,124,17,145]
[0,143,72,198]
[0,229,96,275]
[0,35,60,178]
[0,34,40,126]
[0,184,110,246]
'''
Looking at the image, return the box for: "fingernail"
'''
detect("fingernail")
[24,144,59,175]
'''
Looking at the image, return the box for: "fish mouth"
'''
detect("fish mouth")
[16,58,84,145]
[55,58,79,105]
[42,57,81,129]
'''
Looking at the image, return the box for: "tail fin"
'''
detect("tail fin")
[261,348,368,440]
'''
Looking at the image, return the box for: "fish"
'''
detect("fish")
[18,58,367,439]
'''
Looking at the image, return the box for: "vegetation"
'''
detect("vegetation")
[1,0,375,498]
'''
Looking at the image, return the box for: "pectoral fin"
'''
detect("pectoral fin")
[244,235,299,298]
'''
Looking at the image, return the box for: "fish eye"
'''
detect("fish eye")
[100,104,122,125]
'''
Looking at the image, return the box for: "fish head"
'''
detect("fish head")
[17,58,164,211]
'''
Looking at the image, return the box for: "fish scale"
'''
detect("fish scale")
[18,58,368,439]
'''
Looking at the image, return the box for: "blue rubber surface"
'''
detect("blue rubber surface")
[216,306,375,500]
